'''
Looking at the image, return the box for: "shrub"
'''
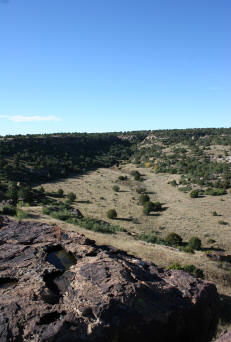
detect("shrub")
[136,187,146,194]
[207,239,216,244]
[42,207,51,215]
[143,201,154,215]
[168,262,204,279]
[169,180,177,187]
[16,208,28,220]
[188,236,202,250]
[38,186,45,193]
[139,194,150,205]
[17,201,30,207]
[134,173,141,181]
[107,209,117,219]
[190,189,199,198]
[205,188,226,196]
[167,262,181,270]
[178,186,192,192]
[182,264,204,279]
[152,201,162,211]
[138,232,165,245]
[131,170,141,177]
[42,205,124,234]
[6,183,18,204]
[180,245,195,253]
[2,204,17,216]
[67,192,76,202]
[112,185,120,192]
[77,217,124,234]
[165,232,183,246]
[118,175,127,181]
[65,199,73,205]
[131,170,141,181]
[212,211,218,216]
[57,189,64,197]
[218,220,228,225]
[17,186,34,204]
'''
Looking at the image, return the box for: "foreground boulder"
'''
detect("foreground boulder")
[0,216,219,342]
[216,331,231,342]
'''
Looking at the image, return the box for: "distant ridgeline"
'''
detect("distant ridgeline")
[0,128,231,190]
[131,127,231,191]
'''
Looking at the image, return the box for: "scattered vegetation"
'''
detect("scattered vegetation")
[205,188,226,196]
[168,262,204,279]
[190,189,200,198]
[136,186,146,194]
[112,185,120,192]
[67,192,76,202]
[118,175,127,181]
[42,202,124,234]
[165,232,183,247]
[1,204,17,216]
[188,236,202,250]
[138,194,150,205]
[138,232,166,245]
[107,209,117,219]
[218,220,229,226]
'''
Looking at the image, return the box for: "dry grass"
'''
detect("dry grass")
[21,164,231,334]
[38,164,231,251]
[24,164,230,277]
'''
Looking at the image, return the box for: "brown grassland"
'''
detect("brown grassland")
[22,163,231,334]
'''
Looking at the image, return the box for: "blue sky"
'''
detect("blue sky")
[0,0,230,135]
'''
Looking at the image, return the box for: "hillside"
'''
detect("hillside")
[1,127,231,338]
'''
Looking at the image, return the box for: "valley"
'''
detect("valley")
[1,128,231,338]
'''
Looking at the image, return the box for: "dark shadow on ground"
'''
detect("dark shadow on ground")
[219,294,231,325]
[116,217,133,222]
[27,213,41,219]
[160,206,168,211]
[202,247,225,252]
[76,200,91,204]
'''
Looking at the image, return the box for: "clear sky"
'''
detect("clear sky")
[0,0,230,135]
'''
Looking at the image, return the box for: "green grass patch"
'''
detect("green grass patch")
[42,203,125,234]
[168,262,204,279]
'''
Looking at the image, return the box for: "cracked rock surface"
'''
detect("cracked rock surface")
[0,216,219,342]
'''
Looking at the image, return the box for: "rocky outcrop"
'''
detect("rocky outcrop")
[0,216,219,342]
[216,331,231,342]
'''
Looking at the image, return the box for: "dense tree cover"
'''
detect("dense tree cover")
[0,133,134,184]
[0,128,231,194]
[132,128,231,191]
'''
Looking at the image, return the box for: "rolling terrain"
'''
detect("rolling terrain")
[1,128,231,336]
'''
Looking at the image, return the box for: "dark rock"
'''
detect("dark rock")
[70,207,83,218]
[0,217,220,342]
